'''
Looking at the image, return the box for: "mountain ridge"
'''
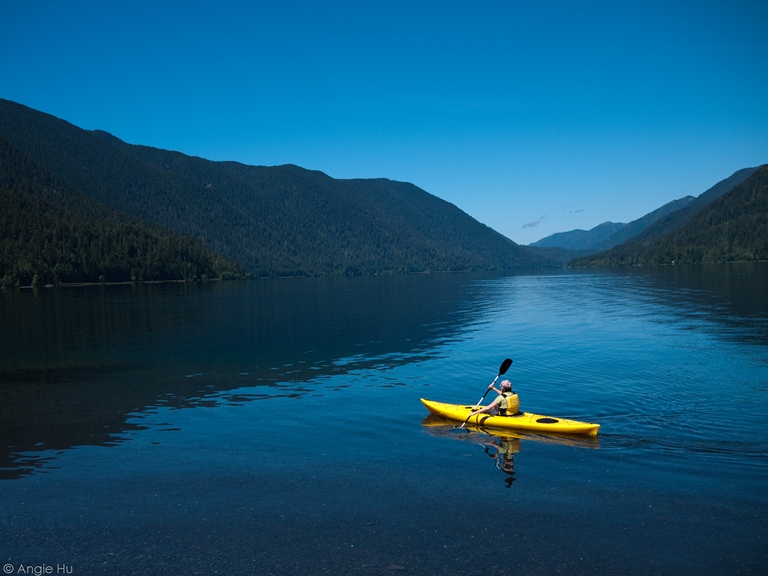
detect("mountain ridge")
[531,167,757,254]
[0,98,557,279]
[2,98,763,278]
[571,165,768,266]
[530,221,626,251]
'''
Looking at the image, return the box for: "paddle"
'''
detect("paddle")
[457,358,513,430]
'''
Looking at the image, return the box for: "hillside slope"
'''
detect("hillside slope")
[0,137,244,287]
[571,165,768,266]
[531,168,757,254]
[590,196,695,251]
[621,167,759,247]
[0,99,556,276]
[530,221,625,251]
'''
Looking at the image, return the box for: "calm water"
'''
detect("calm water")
[1,265,767,575]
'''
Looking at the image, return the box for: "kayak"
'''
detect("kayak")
[420,398,600,436]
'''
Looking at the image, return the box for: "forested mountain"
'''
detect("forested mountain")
[612,167,759,248]
[571,165,768,266]
[531,167,759,264]
[530,221,625,251]
[0,137,245,287]
[0,99,556,278]
[530,196,698,252]
[531,168,758,255]
[589,196,697,251]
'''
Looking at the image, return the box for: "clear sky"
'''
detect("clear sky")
[2,1,767,245]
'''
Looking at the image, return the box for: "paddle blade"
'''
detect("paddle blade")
[499,358,513,375]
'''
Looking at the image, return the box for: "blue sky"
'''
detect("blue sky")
[2,1,766,245]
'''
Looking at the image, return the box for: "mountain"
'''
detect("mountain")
[531,167,758,255]
[530,221,626,251]
[611,167,758,247]
[590,196,696,251]
[530,196,697,252]
[571,165,768,266]
[0,136,245,287]
[0,99,556,278]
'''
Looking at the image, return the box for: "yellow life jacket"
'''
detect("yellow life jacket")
[498,392,520,416]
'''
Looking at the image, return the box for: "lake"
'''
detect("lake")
[1,265,767,575]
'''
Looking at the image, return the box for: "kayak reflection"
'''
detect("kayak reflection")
[421,414,599,487]
[480,434,521,488]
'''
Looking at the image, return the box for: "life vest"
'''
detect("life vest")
[498,391,520,416]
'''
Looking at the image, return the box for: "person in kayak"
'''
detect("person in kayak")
[469,379,520,417]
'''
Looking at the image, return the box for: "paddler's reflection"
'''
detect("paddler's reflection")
[480,435,521,488]
[419,414,526,486]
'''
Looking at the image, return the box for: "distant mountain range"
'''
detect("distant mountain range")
[571,165,768,266]
[1,98,765,286]
[0,98,557,285]
[530,221,628,252]
[531,167,758,253]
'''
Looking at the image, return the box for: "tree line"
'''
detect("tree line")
[0,137,245,287]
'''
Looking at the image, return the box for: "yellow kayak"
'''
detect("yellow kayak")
[420,398,600,436]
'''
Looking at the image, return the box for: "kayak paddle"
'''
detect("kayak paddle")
[457,358,513,430]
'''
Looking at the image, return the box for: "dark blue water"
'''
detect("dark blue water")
[1,265,767,575]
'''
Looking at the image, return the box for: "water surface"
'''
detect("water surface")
[1,265,767,575]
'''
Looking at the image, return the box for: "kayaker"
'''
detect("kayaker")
[469,379,520,417]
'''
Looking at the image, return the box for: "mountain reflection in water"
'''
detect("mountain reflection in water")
[0,273,497,479]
